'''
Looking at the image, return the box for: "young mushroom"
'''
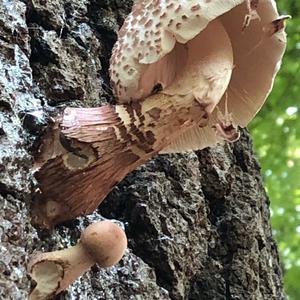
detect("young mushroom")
[28,221,127,300]
[32,0,288,228]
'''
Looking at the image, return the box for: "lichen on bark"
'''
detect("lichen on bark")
[0,1,284,299]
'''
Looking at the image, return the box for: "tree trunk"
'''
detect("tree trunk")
[0,1,285,299]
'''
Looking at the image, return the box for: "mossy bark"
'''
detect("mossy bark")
[0,1,284,299]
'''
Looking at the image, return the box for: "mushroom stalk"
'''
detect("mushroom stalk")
[29,244,94,300]
[32,93,208,228]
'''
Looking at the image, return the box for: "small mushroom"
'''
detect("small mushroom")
[28,221,127,300]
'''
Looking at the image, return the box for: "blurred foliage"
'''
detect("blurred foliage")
[249,1,300,299]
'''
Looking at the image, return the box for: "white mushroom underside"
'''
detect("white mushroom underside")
[161,1,287,153]
[221,1,286,126]
[162,19,233,115]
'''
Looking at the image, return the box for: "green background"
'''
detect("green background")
[250,2,300,298]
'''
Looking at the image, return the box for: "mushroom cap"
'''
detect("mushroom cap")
[110,0,287,152]
[110,0,244,102]
[80,221,127,268]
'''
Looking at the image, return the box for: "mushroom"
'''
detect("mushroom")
[28,221,127,299]
[32,0,288,227]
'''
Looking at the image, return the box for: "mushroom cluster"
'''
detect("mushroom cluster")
[28,221,127,299]
[31,0,288,228]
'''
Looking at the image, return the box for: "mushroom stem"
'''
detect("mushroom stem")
[32,93,207,227]
[52,244,94,293]
[29,244,94,300]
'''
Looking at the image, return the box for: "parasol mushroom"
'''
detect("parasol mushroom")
[32,0,288,228]
[28,221,127,299]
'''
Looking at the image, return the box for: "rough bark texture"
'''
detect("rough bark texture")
[0,1,284,299]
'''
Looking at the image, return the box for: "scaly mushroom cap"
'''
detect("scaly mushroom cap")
[110,0,287,152]
[110,0,243,102]
[80,220,128,267]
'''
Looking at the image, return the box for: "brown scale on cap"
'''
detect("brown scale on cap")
[32,0,288,228]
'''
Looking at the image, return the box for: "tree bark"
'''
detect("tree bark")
[0,1,285,299]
